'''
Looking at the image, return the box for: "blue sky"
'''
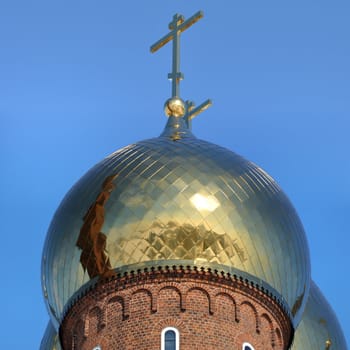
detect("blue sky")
[1,1,349,348]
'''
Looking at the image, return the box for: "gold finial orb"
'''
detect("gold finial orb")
[164,97,186,117]
[325,339,332,349]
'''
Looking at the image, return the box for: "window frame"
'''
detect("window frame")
[161,326,180,350]
[242,342,255,350]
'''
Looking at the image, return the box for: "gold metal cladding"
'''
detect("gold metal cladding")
[40,321,61,350]
[42,136,310,327]
[291,281,348,349]
[150,11,203,53]
[76,174,118,279]
[164,97,186,118]
[150,11,212,124]
[150,11,203,98]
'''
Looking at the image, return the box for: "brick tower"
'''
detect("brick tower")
[40,11,347,350]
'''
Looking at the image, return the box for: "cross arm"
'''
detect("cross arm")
[150,32,174,53]
[174,10,203,35]
[150,11,204,53]
[186,99,212,121]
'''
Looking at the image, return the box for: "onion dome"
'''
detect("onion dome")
[40,321,62,350]
[41,113,311,328]
[41,10,311,331]
[291,281,348,349]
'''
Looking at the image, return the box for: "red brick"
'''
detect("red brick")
[60,266,293,350]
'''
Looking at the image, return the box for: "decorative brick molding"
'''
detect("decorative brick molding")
[60,265,293,350]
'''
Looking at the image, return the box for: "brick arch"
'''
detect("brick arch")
[157,285,183,314]
[72,318,85,349]
[96,300,107,328]
[185,286,212,314]
[240,300,260,333]
[107,295,126,320]
[275,327,283,347]
[158,285,182,295]
[214,292,239,322]
[132,287,153,296]
[87,306,103,335]
[146,284,159,313]
[60,269,293,349]
[156,317,186,349]
[130,288,153,317]
[157,317,185,331]
[260,313,275,347]
[235,332,258,350]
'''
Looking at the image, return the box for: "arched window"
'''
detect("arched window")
[242,342,255,350]
[92,346,101,350]
[161,327,179,350]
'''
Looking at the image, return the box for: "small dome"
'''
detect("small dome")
[40,321,62,350]
[42,119,310,327]
[291,281,348,349]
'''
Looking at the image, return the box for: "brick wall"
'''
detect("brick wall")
[60,266,293,350]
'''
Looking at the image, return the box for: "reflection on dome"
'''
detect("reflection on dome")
[292,281,348,349]
[112,220,247,263]
[76,174,118,279]
[40,321,62,350]
[42,134,310,327]
[190,193,220,212]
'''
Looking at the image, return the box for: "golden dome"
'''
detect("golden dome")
[40,322,62,350]
[291,281,348,349]
[42,117,310,328]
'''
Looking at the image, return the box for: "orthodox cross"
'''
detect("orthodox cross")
[151,11,212,126]
[184,99,212,129]
[150,11,203,98]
